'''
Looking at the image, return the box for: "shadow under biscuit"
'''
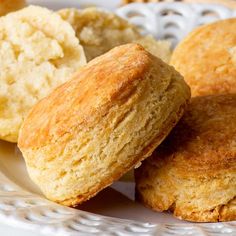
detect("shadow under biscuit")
[78,182,184,224]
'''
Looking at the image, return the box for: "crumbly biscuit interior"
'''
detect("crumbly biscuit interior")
[59,8,171,62]
[59,8,141,61]
[0,6,86,142]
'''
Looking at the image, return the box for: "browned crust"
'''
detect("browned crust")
[122,0,236,9]
[174,196,236,222]
[18,43,190,207]
[136,191,236,222]
[149,94,236,172]
[135,94,236,222]
[0,0,26,16]
[18,44,152,149]
[171,18,236,96]
[59,102,188,206]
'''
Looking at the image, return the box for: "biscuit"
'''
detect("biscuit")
[135,94,236,222]
[58,8,140,61]
[0,5,86,142]
[58,8,171,62]
[18,44,190,206]
[184,0,236,9]
[171,19,236,96]
[0,0,26,16]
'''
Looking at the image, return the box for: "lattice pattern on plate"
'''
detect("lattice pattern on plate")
[116,2,236,46]
[0,169,236,235]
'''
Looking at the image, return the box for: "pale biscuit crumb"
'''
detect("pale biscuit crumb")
[0,5,86,142]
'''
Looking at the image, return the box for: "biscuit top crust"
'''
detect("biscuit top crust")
[150,94,236,173]
[171,19,236,96]
[19,44,157,148]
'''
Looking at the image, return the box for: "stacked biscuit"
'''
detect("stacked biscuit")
[1,1,234,224]
[136,19,236,222]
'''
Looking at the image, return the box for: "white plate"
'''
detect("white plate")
[1,1,236,236]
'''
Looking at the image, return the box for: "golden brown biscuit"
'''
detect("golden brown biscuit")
[171,19,236,96]
[58,8,171,62]
[18,44,190,206]
[135,94,236,222]
[0,5,86,142]
[0,0,26,16]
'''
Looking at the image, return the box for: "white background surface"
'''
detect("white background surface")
[0,224,44,236]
